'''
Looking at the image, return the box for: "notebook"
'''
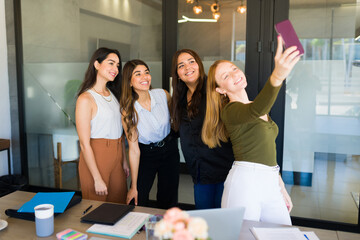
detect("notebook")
[81,203,134,225]
[187,207,245,240]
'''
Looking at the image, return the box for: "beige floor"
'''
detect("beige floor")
[286,155,360,224]
[56,155,360,225]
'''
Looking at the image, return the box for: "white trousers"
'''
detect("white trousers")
[221,161,292,225]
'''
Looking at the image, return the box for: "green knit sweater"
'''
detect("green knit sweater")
[220,79,282,166]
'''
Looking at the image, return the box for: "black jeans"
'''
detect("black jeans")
[137,136,180,209]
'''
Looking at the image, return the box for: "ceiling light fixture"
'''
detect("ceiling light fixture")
[210,0,220,20]
[213,11,221,21]
[178,15,218,23]
[210,1,219,13]
[237,0,246,14]
[184,0,246,21]
[193,0,203,14]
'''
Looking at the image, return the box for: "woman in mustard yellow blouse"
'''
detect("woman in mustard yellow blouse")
[202,36,301,225]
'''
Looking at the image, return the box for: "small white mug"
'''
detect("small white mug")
[34,204,54,237]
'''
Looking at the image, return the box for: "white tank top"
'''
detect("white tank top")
[87,89,123,139]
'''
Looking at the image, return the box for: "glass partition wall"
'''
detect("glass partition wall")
[17,0,359,230]
[21,0,162,190]
[283,0,360,225]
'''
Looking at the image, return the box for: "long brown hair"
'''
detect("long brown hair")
[78,48,122,99]
[201,60,230,148]
[120,59,150,141]
[170,49,206,131]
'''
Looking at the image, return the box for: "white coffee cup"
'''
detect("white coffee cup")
[34,204,54,237]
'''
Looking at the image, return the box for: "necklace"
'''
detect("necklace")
[92,88,112,102]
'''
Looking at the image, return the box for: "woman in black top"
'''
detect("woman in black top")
[171,49,234,209]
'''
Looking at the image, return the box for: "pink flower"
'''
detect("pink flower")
[174,221,186,231]
[154,219,173,238]
[154,207,209,240]
[188,217,208,239]
[163,207,189,224]
[173,229,195,240]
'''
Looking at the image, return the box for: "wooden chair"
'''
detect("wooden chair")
[0,139,11,175]
[53,139,80,189]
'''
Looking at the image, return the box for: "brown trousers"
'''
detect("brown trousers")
[79,138,127,203]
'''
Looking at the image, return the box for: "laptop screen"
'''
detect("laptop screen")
[187,207,245,240]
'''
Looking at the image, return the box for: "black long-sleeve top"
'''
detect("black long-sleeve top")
[179,84,234,184]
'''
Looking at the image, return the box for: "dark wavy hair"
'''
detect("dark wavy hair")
[170,49,206,131]
[120,59,150,141]
[77,47,122,99]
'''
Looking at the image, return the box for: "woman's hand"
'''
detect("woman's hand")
[94,178,108,196]
[77,92,109,197]
[126,187,138,205]
[123,160,130,178]
[271,35,301,87]
[279,175,293,212]
[281,187,293,212]
[120,135,130,178]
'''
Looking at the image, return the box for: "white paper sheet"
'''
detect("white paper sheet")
[250,227,319,240]
[302,231,320,240]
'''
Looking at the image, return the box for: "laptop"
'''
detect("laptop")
[187,207,245,240]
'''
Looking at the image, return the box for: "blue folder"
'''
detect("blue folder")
[17,192,75,213]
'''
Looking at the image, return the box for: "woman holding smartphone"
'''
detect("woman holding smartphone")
[120,59,180,209]
[202,37,299,224]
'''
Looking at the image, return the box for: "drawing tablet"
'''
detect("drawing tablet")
[81,203,134,225]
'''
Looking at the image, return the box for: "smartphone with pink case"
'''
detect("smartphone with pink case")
[275,19,304,55]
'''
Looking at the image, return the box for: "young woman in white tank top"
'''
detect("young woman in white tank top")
[76,48,129,203]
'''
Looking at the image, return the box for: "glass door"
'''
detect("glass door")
[175,0,248,206]
[178,0,247,73]
[282,0,360,224]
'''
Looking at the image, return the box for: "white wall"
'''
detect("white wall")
[0,0,12,176]
[21,0,162,63]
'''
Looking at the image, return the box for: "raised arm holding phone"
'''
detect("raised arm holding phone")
[202,36,301,225]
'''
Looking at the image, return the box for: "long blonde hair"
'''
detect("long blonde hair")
[201,60,230,148]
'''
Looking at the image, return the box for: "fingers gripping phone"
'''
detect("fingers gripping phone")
[275,19,304,55]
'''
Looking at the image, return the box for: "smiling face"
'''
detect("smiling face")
[95,53,120,82]
[130,65,151,92]
[215,61,247,95]
[177,52,200,88]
